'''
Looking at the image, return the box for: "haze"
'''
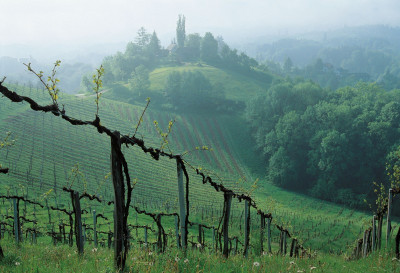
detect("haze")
[1,0,400,57]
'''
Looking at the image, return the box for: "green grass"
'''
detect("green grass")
[0,237,400,272]
[149,64,268,101]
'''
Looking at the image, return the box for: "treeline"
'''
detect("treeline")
[96,16,262,85]
[255,26,400,91]
[85,15,271,111]
[246,79,400,207]
[265,57,372,91]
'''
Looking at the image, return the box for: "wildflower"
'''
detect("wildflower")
[196,243,202,248]
[184,258,189,263]
[310,266,317,271]
[253,262,260,267]
[290,261,295,265]
[175,257,180,262]
[262,251,268,256]
[15,262,20,266]
[143,243,147,247]
[92,248,98,252]
[148,251,153,256]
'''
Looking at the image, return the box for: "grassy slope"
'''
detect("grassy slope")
[150,64,268,101]
[0,62,393,271]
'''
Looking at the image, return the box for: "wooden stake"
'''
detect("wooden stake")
[362,230,367,258]
[267,218,272,253]
[144,227,148,246]
[243,200,250,257]
[223,192,232,258]
[283,231,287,255]
[110,133,125,268]
[386,188,393,248]
[93,210,98,247]
[260,214,265,255]
[372,215,376,252]
[174,215,180,248]
[176,158,187,249]
[71,191,83,254]
[13,199,20,244]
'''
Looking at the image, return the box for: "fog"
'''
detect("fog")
[1,0,400,61]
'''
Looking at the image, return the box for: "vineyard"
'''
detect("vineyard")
[0,82,399,272]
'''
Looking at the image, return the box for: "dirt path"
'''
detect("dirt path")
[75,88,110,98]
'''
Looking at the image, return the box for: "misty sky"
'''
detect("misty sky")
[1,0,400,55]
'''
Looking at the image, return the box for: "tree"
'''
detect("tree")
[80,74,92,93]
[184,33,201,61]
[283,57,293,73]
[201,32,219,64]
[129,65,150,96]
[147,31,161,59]
[176,15,186,49]
[135,27,150,48]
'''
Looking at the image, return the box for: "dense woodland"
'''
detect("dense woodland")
[254,26,400,91]
[246,80,400,207]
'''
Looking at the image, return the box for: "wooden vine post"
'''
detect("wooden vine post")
[260,214,265,255]
[71,191,83,254]
[377,210,384,249]
[372,215,376,252]
[386,188,393,247]
[176,157,187,249]
[174,215,180,248]
[13,198,21,244]
[223,192,233,258]
[110,132,125,266]
[144,226,148,246]
[362,229,369,258]
[267,217,272,253]
[290,238,297,257]
[243,200,250,257]
[93,210,97,247]
[198,224,203,247]
[283,231,287,255]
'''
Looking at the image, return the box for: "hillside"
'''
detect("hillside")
[0,82,379,255]
[148,65,269,102]
[101,63,274,112]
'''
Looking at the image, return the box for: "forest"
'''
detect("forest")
[247,80,400,207]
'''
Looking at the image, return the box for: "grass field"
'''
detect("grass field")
[148,64,268,102]
[0,237,400,273]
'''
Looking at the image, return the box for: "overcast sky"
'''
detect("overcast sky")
[1,0,400,59]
